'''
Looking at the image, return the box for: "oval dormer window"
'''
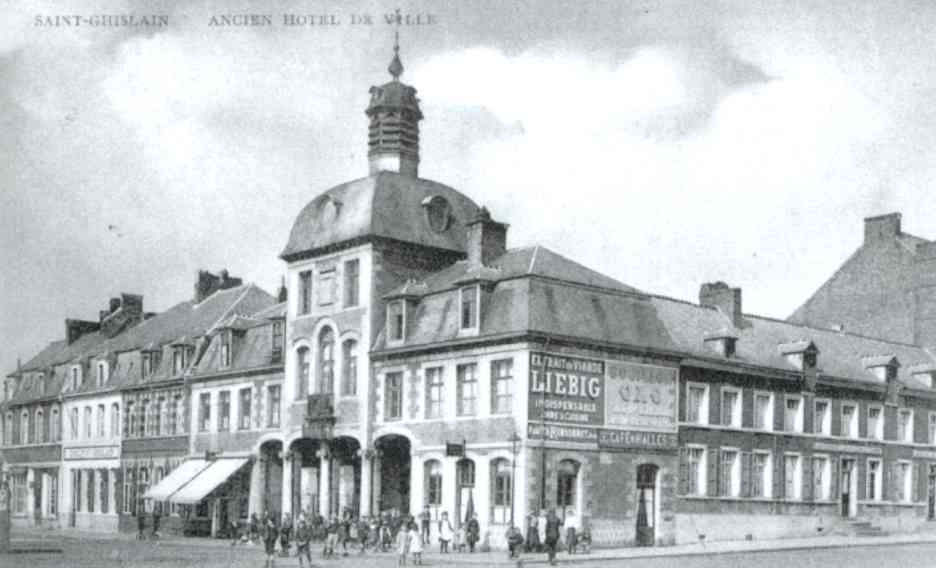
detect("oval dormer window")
[422,195,452,233]
[319,196,342,225]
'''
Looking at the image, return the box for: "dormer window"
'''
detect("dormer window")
[271,321,284,363]
[779,340,819,372]
[298,270,313,315]
[220,332,232,368]
[388,300,405,343]
[96,362,108,387]
[343,259,360,308]
[38,373,45,396]
[173,347,190,374]
[70,366,81,391]
[460,285,479,330]
[704,331,737,358]
[862,355,899,383]
[142,353,152,379]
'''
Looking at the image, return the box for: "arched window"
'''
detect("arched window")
[4,412,13,445]
[341,339,358,396]
[111,403,120,438]
[556,459,580,516]
[84,406,92,439]
[97,404,105,438]
[35,409,45,444]
[20,410,29,444]
[456,458,475,526]
[318,328,335,394]
[50,406,60,442]
[296,347,310,399]
[491,458,512,525]
[424,460,442,507]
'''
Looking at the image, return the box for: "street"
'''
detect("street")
[5,531,936,568]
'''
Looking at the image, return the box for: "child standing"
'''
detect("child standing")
[437,511,453,553]
[397,520,411,566]
[408,521,423,565]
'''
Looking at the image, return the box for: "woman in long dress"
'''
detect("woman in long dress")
[438,511,454,553]
[408,521,424,565]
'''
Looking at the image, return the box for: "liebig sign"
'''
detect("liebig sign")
[528,352,604,426]
[604,361,678,432]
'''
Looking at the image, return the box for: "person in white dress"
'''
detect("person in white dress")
[408,521,423,565]
[438,511,454,553]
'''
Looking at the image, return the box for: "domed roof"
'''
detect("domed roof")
[280,172,482,261]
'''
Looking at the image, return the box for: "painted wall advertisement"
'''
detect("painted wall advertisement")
[527,352,678,449]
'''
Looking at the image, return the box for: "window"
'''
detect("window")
[173,394,184,434]
[318,328,334,394]
[867,406,883,440]
[4,413,12,445]
[139,400,148,437]
[12,472,27,514]
[754,392,773,431]
[271,321,284,362]
[70,366,80,391]
[70,407,79,440]
[48,473,57,517]
[220,333,231,368]
[784,454,801,500]
[239,388,252,430]
[97,404,105,438]
[126,401,136,437]
[686,447,706,496]
[100,470,109,514]
[867,459,882,501]
[298,270,312,315]
[930,412,936,445]
[50,406,60,442]
[35,409,44,444]
[199,393,211,432]
[20,410,28,444]
[425,460,442,506]
[898,409,913,443]
[388,301,404,342]
[142,353,152,378]
[317,269,336,305]
[686,383,709,424]
[457,363,479,416]
[84,406,93,439]
[86,469,95,513]
[97,362,106,387]
[491,359,513,415]
[460,286,479,329]
[343,259,360,308]
[267,385,281,428]
[491,458,512,525]
[812,456,830,500]
[154,398,163,435]
[38,373,45,396]
[784,396,803,432]
[296,347,310,399]
[721,388,740,427]
[720,449,740,497]
[752,451,772,498]
[842,403,858,438]
[897,461,913,503]
[173,348,183,374]
[556,459,579,510]
[341,340,358,396]
[219,391,231,430]
[425,367,444,419]
[814,400,830,435]
[384,372,403,421]
[111,403,120,438]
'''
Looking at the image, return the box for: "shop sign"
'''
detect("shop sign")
[605,361,677,431]
[527,422,598,445]
[598,429,678,451]
[912,449,936,460]
[813,442,882,456]
[64,445,120,460]
[529,353,604,426]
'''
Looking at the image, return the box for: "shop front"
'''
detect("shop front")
[62,444,120,531]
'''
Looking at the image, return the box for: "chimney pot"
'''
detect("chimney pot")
[864,212,901,245]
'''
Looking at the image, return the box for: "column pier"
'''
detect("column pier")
[318,448,331,518]
[359,449,372,518]
[280,451,293,518]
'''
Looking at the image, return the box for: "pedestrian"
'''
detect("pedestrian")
[229,517,240,546]
[408,521,423,565]
[564,508,579,555]
[381,514,394,551]
[152,507,161,540]
[279,513,292,557]
[295,516,313,568]
[369,516,381,550]
[466,513,480,553]
[263,514,279,568]
[537,509,547,552]
[249,513,260,544]
[437,511,453,553]
[544,508,562,566]
[453,525,465,553]
[419,505,431,545]
[136,506,146,540]
[506,525,524,559]
[525,513,539,553]
[396,519,411,566]
[340,509,352,556]
[324,514,339,558]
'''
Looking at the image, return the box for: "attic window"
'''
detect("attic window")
[388,300,405,342]
[423,195,452,233]
[96,362,108,387]
[460,285,479,330]
[142,353,153,379]
[38,373,45,396]
[221,332,232,368]
[271,321,284,363]
[70,366,81,391]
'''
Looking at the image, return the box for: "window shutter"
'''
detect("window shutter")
[914,463,924,503]
[830,458,840,500]
[802,457,813,501]
[886,463,898,502]
[678,447,689,495]
[773,451,784,499]
[707,448,719,497]
[741,390,753,428]
[740,451,751,498]
[830,400,841,436]
[857,460,867,500]
[115,468,123,512]
[774,395,784,432]
[858,403,867,438]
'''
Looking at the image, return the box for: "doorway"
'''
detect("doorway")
[376,435,411,515]
[928,465,936,521]
[840,459,855,518]
[636,464,658,546]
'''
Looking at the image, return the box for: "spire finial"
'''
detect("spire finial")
[388,28,404,80]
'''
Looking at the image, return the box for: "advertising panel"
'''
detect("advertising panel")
[528,352,604,426]
[604,361,678,432]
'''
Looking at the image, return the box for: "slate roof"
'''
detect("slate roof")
[280,171,482,260]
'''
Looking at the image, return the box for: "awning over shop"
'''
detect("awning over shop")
[168,458,249,505]
[143,459,209,501]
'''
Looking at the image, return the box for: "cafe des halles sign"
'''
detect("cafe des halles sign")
[528,352,678,451]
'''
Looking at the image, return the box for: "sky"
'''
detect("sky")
[3,0,936,375]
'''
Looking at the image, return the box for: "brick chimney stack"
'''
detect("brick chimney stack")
[194,269,243,303]
[700,282,743,328]
[864,212,901,245]
[465,207,508,270]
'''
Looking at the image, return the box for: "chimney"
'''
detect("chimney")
[277,276,288,303]
[195,269,243,303]
[66,319,101,345]
[109,297,121,313]
[913,241,936,347]
[699,282,743,328]
[100,293,144,337]
[864,212,901,245]
[465,207,508,270]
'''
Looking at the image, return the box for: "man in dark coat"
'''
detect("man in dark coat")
[544,509,563,566]
[295,517,313,568]
[465,513,480,553]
